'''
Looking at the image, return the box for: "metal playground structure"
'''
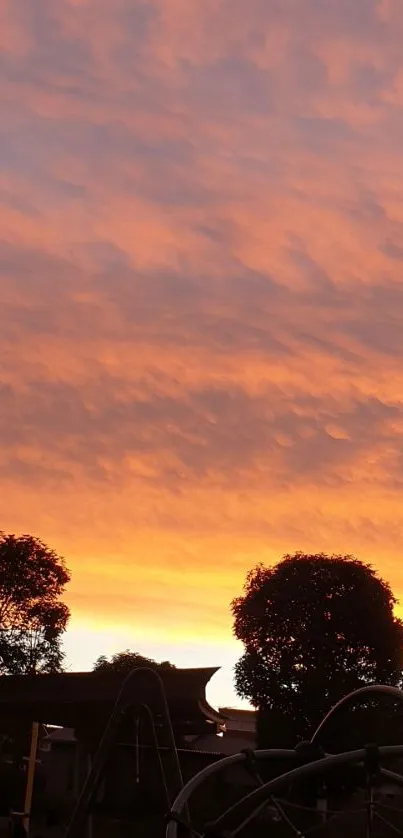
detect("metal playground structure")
[166,684,403,838]
[57,671,403,837]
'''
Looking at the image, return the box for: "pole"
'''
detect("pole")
[23,722,39,834]
[85,752,93,838]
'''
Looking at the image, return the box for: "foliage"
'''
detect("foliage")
[93,650,175,674]
[232,552,403,742]
[0,532,70,675]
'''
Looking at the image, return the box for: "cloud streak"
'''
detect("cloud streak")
[2,0,403,658]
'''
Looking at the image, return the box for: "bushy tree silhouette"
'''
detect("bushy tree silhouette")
[93,650,175,674]
[0,532,70,674]
[233,553,403,743]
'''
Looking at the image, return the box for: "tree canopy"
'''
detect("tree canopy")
[0,532,70,675]
[232,553,403,743]
[93,650,175,675]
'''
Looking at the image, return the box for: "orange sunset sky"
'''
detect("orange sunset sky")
[2,0,403,708]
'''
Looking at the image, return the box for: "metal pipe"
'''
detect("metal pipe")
[208,745,403,835]
[166,749,297,838]
[380,768,403,788]
[311,685,403,746]
[167,684,403,837]
[134,715,140,785]
[137,703,171,811]
[65,667,183,838]
[23,721,40,834]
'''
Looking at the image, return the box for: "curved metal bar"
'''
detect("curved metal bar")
[166,749,298,838]
[137,703,171,811]
[311,685,403,745]
[167,684,403,838]
[65,667,183,838]
[208,745,403,835]
[381,768,403,789]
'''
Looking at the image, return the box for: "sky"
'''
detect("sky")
[2,0,403,709]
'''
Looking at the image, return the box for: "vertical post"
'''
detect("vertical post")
[23,722,40,834]
[74,738,93,834]
[86,753,93,838]
[73,739,80,801]
[135,716,140,785]
[366,783,374,838]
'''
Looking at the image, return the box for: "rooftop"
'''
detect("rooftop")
[0,668,225,730]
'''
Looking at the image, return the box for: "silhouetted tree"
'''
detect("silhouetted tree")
[233,553,403,743]
[0,532,70,675]
[93,650,175,674]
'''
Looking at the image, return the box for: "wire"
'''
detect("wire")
[231,799,272,837]
[374,809,403,836]
[382,768,403,788]
[166,811,203,838]
[270,797,304,837]
[232,789,368,838]
[274,797,365,816]
[376,801,403,813]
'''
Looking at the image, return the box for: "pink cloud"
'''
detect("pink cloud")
[2,0,403,647]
